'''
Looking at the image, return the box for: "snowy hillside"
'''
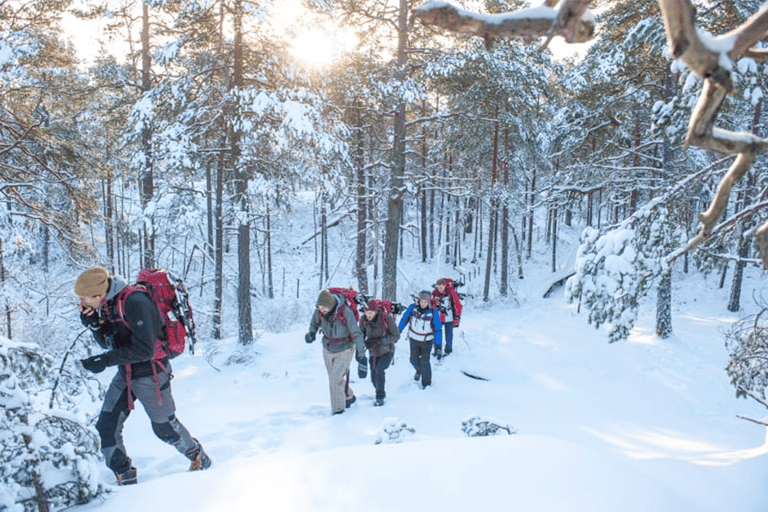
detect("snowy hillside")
[72,260,768,512]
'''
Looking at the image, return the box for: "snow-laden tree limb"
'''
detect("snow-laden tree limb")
[412,0,595,49]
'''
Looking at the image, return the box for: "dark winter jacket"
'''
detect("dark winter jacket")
[399,304,443,346]
[308,294,366,355]
[359,310,400,357]
[86,276,166,379]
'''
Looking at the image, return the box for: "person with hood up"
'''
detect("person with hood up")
[305,289,367,415]
[75,266,211,486]
[398,290,443,389]
[358,299,400,406]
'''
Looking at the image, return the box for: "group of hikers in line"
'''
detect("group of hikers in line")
[305,278,464,415]
[73,264,463,486]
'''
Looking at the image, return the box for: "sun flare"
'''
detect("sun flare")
[290,28,338,68]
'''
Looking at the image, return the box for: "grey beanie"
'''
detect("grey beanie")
[317,290,336,310]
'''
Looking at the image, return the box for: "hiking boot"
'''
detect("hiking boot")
[188,443,212,471]
[115,466,137,486]
[345,395,356,408]
[374,398,384,407]
[413,371,421,381]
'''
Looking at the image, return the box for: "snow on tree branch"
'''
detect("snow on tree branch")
[412,0,595,50]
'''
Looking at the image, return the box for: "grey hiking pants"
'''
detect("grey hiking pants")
[322,345,355,414]
[95,368,199,474]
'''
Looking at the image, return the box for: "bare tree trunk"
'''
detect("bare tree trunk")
[526,167,535,259]
[0,235,8,339]
[382,0,409,302]
[500,124,509,295]
[266,207,273,299]
[550,205,558,273]
[140,2,155,269]
[483,112,500,302]
[354,101,368,293]
[212,129,225,339]
[233,0,252,345]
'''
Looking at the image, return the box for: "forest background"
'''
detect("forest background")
[3,0,768,510]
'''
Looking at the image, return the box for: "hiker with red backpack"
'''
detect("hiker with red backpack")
[75,266,211,486]
[359,299,400,406]
[305,289,367,415]
[431,278,463,356]
[398,291,443,389]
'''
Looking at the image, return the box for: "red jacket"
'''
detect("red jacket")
[431,281,462,324]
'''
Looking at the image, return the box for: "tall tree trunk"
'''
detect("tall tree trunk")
[382,0,408,302]
[232,0,252,345]
[353,101,368,293]
[420,100,428,263]
[526,167,535,259]
[483,112,500,302]
[140,2,155,269]
[550,205,558,273]
[500,123,509,296]
[212,129,225,339]
[266,207,273,299]
[0,235,8,339]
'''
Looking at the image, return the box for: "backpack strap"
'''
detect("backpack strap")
[113,285,149,329]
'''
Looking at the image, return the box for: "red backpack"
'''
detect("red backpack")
[366,299,406,330]
[328,286,365,324]
[115,269,197,360]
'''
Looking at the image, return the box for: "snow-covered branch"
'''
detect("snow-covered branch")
[412,0,595,49]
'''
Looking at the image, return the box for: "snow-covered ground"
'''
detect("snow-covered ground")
[72,264,768,512]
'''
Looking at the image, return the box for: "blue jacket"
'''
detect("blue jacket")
[399,304,442,346]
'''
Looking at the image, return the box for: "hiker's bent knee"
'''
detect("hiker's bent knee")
[152,418,180,444]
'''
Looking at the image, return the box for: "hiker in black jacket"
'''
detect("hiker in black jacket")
[76,266,211,485]
[359,300,400,406]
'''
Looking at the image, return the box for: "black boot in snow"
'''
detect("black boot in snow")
[188,442,212,471]
[115,466,137,485]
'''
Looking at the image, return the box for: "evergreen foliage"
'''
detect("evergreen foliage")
[0,337,105,511]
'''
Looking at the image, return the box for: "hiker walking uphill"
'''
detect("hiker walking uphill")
[399,291,443,389]
[75,266,211,486]
[359,299,400,406]
[305,289,367,415]
[431,278,463,356]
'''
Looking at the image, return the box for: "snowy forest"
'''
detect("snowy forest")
[3,0,768,510]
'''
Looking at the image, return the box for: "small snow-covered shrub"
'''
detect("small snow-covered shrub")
[461,416,517,437]
[374,418,416,444]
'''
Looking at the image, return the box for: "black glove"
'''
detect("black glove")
[356,352,367,365]
[434,346,443,361]
[305,332,315,344]
[357,359,368,379]
[80,354,108,374]
[80,311,101,329]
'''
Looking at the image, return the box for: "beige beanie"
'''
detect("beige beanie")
[75,266,110,297]
[316,290,336,310]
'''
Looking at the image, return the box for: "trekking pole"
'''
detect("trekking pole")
[460,330,472,352]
